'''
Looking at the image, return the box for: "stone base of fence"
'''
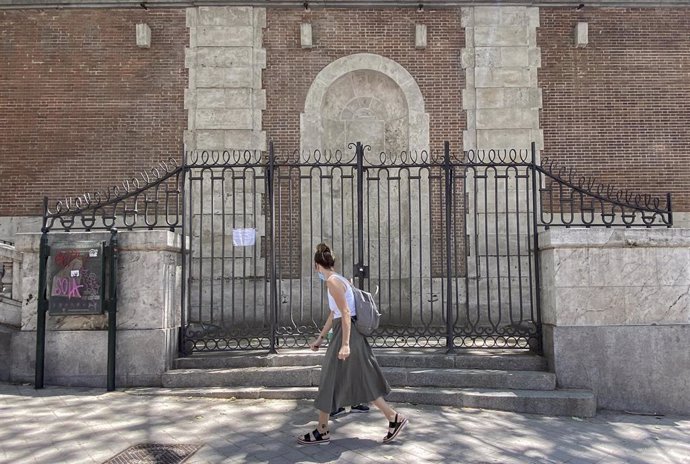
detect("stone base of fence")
[7,230,182,388]
[540,228,690,414]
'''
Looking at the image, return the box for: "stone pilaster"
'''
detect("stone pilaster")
[184,7,267,151]
[461,6,542,152]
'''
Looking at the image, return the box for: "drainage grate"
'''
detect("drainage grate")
[103,443,203,464]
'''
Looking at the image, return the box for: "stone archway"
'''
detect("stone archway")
[301,53,429,156]
[299,55,433,319]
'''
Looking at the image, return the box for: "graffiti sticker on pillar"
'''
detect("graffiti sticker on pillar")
[48,242,104,315]
[232,228,256,246]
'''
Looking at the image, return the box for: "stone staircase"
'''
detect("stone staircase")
[145,349,596,417]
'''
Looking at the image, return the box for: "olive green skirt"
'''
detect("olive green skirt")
[314,318,391,413]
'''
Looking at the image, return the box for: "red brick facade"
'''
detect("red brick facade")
[0,10,188,216]
[2,7,690,219]
[262,8,465,154]
[538,8,690,211]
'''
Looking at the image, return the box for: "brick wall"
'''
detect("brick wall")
[263,7,464,152]
[0,10,187,216]
[538,8,690,212]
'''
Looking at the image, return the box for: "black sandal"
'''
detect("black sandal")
[382,413,408,443]
[297,428,331,445]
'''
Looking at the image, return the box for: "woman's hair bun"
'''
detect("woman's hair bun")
[314,243,335,268]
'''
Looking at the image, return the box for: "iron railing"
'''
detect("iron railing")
[40,142,673,355]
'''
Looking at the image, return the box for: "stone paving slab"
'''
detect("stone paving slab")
[0,383,689,463]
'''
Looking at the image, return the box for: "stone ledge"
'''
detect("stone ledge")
[14,231,185,253]
[540,228,690,250]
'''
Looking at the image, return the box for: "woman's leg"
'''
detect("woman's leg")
[317,410,330,432]
[372,397,399,421]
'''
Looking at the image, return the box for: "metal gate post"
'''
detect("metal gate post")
[355,142,366,288]
[106,229,118,391]
[530,142,543,354]
[179,149,188,356]
[35,198,50,389]
[444,142,455,352]
[268,142,278,354]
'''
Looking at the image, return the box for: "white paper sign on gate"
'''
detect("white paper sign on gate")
[232,228,256,247]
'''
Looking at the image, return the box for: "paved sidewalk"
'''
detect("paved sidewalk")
[0,384,688,464]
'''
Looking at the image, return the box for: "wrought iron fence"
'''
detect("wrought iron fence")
[40,142,673,355]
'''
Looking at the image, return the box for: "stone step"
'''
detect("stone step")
[162,366,556,391]
[128,386,596,417]
[174,348,547,371]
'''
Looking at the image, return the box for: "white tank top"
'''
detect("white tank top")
[326,274,356,319]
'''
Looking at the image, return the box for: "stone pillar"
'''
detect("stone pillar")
[184,7,268,321]
[184,6,266,152]
[461,6,542,153]
[540,228,690,414]
[10,230,182,387]
[461,6,542,326]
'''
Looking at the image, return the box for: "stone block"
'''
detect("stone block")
[195,109,253,130]
[219,129,260,149]
[196,89,226,109]
[473,7,522,26]
[195,26,254,47]
[476,129,530,148]
[460,48,474,69]
[226,88,254,108]
[0,299,21,328]
[196,67,254,89]
[195,130,225,150]
[574,22,588,48]
[254,49,267,69]
[197,6,254,26]
[415,24,427,49]
[0,325,14,382]
[474,26,530,47]
[300,23,312,49]
[195,47,253,68]
[135,23,151,49]
[9,328,176,387]
[549,325,690,414]
[476,108,540,130]
[624,285,690,325]
[475,47,529,68]
[462,89,476,110]
[475,67,536,88]
[460,7,474,28]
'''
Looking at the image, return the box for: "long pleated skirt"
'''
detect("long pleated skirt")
[314,317,391,413]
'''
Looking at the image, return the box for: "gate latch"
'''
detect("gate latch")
[353,264,369,279]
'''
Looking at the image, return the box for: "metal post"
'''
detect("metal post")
[356,142,365,289]
[444,142,454,352]
[530,142,543,354]
[179,149,188,356]
[34,232,49,389]
[267,142,278,354]
[667,192,673,228]
[106,228,118,391]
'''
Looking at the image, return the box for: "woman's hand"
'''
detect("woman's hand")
[309,335,323,351]
[338,345,350,360]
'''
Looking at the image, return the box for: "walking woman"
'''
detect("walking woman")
[297,243,408,445]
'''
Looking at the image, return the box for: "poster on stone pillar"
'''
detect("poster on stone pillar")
[47,242,104,315]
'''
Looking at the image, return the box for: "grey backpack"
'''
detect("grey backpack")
[350,284,381,336]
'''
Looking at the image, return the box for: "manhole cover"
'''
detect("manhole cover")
[103,443,203,464]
